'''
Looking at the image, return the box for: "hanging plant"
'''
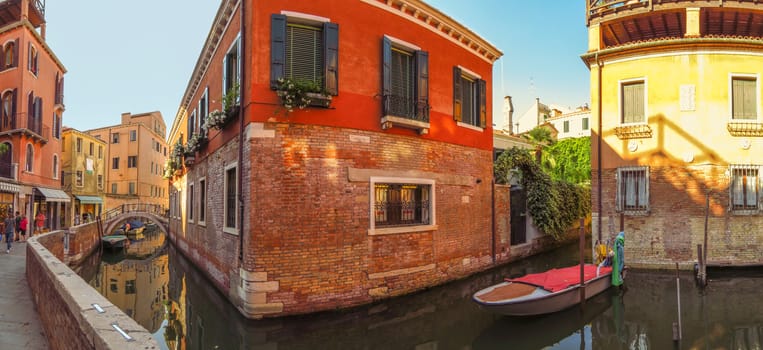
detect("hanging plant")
[275,77,331,112]
[185,132,207,153]
[163,158,179,179]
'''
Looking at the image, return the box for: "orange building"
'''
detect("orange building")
[167,0,501,318]
[0,0,68,229]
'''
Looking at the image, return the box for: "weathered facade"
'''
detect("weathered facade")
[584,0,763,268]
[86,111,168,212]
[61,128,106,226]
[167,0,503,318]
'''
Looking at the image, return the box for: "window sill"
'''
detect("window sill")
[381,115,430,135]
[617,209,650,216]
[457,122,484,132]
[614,124,652,139]
[730,209,759,216]
[368,224,438,236]
[198,221,206,227]
[727,122,763,137]
[276,91,332,108]
[223,227,239,235]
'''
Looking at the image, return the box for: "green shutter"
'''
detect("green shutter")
[453,67,462,122]
[733,78,757,120]
[622,82,644,123]
[270,14,287,89]
[479,79,487,128]
[415,50,428,121]
[323,22,338,96]
[382,37,392,116]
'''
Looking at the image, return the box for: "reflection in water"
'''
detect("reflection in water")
[75,235,763,350]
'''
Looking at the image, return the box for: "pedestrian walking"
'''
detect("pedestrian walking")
[4,211,14,253]
[19,215,27,242]
[35,211,45,235]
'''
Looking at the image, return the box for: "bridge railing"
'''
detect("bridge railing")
[99,203,167,222]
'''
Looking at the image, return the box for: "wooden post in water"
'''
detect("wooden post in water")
[579,217,586,306]
[702,192,710,286]
[673,262,682,342]
[697,244,705,286]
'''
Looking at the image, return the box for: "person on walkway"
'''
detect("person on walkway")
[13,211,20,241]
[35,211,45,235]
[19,215,27,242]
[4,212,14,253]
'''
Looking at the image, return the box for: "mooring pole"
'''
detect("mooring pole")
[579,217,586,306]
[702,192,710,286]
[673,262,682,343]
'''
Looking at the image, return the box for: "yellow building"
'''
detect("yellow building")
[61,128,106,226]
[86,112,168,212]
[584,1,763,268]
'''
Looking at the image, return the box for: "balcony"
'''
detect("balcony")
[0,112,50,143]
[587,0,763,49]
[381,94,430,135]
[0,0,45,28]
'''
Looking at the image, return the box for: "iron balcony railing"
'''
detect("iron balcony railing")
[383,94,430,123]
[0,112,50,141]
[588,0,763,23]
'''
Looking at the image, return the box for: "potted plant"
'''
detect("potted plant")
[275,77,332,112]
[163,158,179,179]
[185,132,207,153]
[223,82,240,118]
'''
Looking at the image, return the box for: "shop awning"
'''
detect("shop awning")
[75,195,103,204]
[0,182,20,193]
[34,187,71,203]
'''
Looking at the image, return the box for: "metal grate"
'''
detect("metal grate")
[286,24,323,86]
[616,166,649,214]
[730,164,760,213]
[374,183,430,227]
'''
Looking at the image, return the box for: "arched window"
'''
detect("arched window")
[52,154,58,179]
[25,143,32,172]
[0,142,11,179]
[1,90,12,131]
[4,41,14,68]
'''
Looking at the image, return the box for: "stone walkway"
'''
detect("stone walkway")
[0,241,49,349]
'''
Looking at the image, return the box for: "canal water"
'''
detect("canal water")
[75,229,763,350]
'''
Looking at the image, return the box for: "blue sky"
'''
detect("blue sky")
[44,1,590,135]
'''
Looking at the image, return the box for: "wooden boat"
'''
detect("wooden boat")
[472,264,613,316]
[101,235,128,249]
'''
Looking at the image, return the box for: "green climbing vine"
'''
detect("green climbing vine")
[543,137,591,184]
[495,147,591,240]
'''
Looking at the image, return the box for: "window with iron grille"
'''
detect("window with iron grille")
[374,183,431,227]
[731,77,757,120]
[621,80,645,124]
[616,166,649,214]
[730,165,760,213]
[382,36,428,123]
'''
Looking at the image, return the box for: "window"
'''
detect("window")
[616,166,649,214]
[112,157,119,169]
[125,280,136,294]
[111,183,117,194]
[75,170,83,187]
[731,76,757,120]
[52,155,58,179]
[563,120,570,133]
[382,36,428,122]
[188,183,194,222]
[199,178,206,224]
[98,145,103,159]
[621,80,645,124]
[730,165,760,213]
[1,89,15,131]
[129,182,135,195]
[224,164,238,233]
[129,130,137,141]
[188,110,196,137]
[89,142,94,156]
[453,67,486,128]
[25,143,32,172]
[373,182,432,228]
[28,44,37,75]
[110,279,118,293]
[128,156,137,168]
[76,137,82,153]
[111,133,119,144]
[583,117,589,130]
[270,14,338,95]
[3,39,17,69]
[53,112,61,139]
[199,88,208,131]
[223,37,240,106]
[97,175,103,190]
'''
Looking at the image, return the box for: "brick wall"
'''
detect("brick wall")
[594,165,763,269]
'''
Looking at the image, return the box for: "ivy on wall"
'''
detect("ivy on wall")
[495,147,591,240]
[543,137,591,184]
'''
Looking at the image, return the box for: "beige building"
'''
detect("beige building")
[61,128,106,226]
[86,112,168,211]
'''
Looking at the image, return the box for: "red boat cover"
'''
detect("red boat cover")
[506,265,612,292]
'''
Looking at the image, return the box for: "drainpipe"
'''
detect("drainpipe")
[237,0,246,267]
[596,53,603,242]
[491,179,496,264]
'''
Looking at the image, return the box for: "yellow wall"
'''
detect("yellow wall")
[596,51,763,169]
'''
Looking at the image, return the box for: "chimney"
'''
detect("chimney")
[503,96,514,134]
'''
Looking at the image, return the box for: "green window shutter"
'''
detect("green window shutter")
[415,50,428,121]
[323,22,339,96]
[382,37,392,116]
[733,78,757,120]
[270,14,287,89]
[622,82,644,123]
[453,66,462,122]
[478,79,487,128]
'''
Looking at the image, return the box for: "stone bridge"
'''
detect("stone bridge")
[99,203,169,235]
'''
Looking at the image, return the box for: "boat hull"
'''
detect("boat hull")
[473,272,612,316]
[101,235,128,249]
